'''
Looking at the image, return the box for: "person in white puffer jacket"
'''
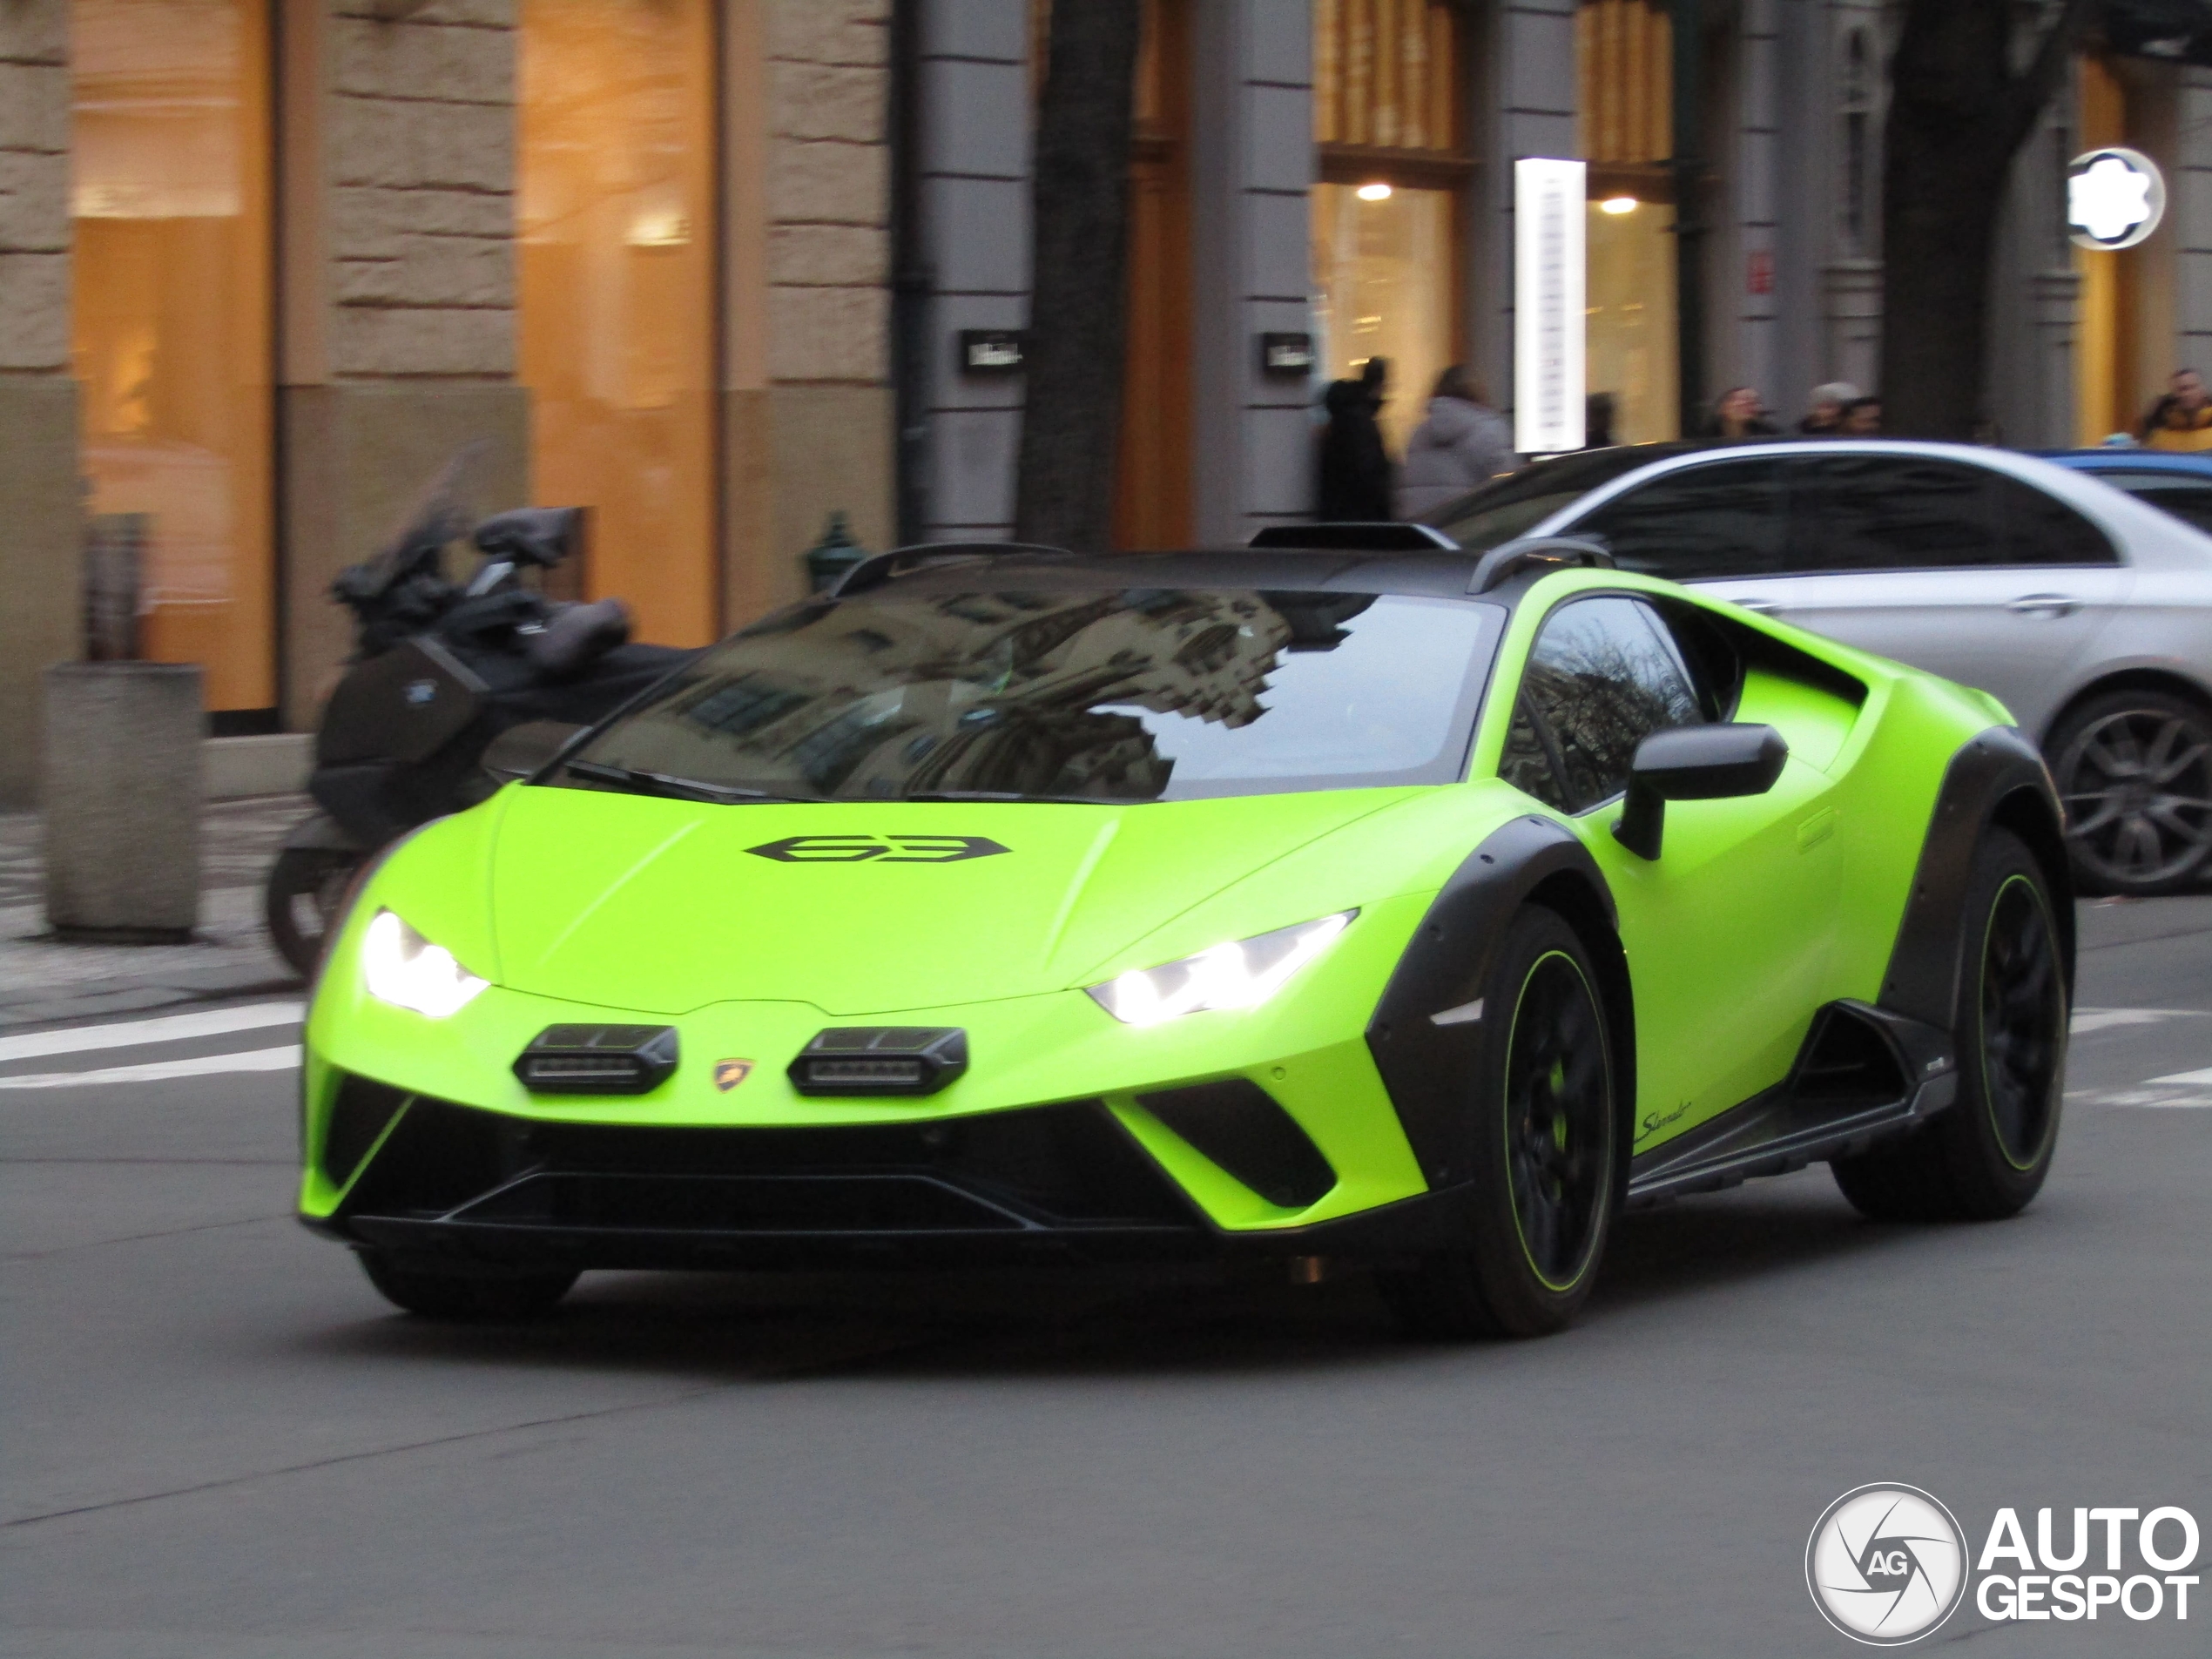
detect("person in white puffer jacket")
[1395,365,1520,519]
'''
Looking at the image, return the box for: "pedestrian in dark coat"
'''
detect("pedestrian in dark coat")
[1318,356,1393,521]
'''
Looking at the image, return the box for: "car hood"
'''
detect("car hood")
[482,784,1423,1016]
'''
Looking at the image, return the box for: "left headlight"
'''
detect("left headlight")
[361,909,489,1018]
[1087,911,1356,1026]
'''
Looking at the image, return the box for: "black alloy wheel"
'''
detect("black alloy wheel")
[1979,873,2065,1171]
[1502,950,1614,1291]
[2049,691,2212,894]
[1831,827,2067,1222]
[357,1250,578,1320]
[1377,906,1621,1340]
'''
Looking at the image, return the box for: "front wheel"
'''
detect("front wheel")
[357,1251,577,1320]
[264,844,366,978]
[1378,907,1621,1339]
[2047,689,2212,895]
[1832,827,2067,1222]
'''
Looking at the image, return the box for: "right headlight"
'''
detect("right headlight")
[1086,912,1357,1026]
[361,909,489,1018]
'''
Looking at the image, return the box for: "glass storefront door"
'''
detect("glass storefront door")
[518,0,718,647]
[1586,196,1678,444]
[71,0,273,714]
[1310,182,1456,456]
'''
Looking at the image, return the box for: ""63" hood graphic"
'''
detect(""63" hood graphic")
[745,834,1010,864]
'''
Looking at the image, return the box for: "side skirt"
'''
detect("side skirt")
[1626,1001,1957,1207]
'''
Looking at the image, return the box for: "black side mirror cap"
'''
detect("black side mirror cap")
[482,719,586,784]
[1612,723,1789,860]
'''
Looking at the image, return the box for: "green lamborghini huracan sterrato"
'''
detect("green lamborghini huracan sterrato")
[299,530,2073,1338]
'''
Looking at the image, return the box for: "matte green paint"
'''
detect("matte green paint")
[301,566,2006,1238]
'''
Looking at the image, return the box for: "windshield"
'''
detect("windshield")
[1422,444,1718,551]
[555,587,1505,803]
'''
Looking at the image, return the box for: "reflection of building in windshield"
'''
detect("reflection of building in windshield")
[616,589,1304,800]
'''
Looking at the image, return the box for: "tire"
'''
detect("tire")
[2047,688,2212,896]
[358,1250,577,1320]
[265,846,367,979]
[1378,907,1622,1339]
[1832,827,2067,1222]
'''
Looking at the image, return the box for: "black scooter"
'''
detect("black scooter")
[265,472,690,975]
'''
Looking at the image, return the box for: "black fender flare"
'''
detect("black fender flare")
[1365,813,1626,1189]
[1879,725,2076,1033]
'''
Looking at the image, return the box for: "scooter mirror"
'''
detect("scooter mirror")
[482,719,586,784]
[474,507,585,569]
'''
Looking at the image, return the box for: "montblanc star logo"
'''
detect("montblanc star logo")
[2067,148,2165,250]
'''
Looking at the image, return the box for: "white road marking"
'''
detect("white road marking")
[2070,1007,2209,1035]
[2147,1065,2212,1087]
[0,1045,300,1091]
[0,1001,303,1064]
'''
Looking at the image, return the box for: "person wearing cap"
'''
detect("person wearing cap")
[1798,381,1862,436]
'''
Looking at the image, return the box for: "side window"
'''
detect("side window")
[1788,455,2000,572]
[2099,476,2212,536]
[1508,597,1704,812]
[1993,474,2121,564]
[1572,460,1789,580]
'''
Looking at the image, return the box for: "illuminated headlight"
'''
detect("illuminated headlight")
[1087,912,1356,1026]
[361,909,489,1018]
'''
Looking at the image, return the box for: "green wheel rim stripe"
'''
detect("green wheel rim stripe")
[1502,948,1615,1293]
[1977,871,2066,1172]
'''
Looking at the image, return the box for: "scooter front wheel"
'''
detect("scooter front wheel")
[265,845,367,978]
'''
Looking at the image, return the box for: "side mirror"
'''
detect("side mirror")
[473,506,585,569]
[482,719,585,785]
[1612,723,1789,860]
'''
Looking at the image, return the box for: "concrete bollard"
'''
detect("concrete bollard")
[42,662,205,941]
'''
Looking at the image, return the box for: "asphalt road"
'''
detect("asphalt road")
[4,897,2209,1659]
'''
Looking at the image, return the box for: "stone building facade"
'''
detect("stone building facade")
[6,0,2212,809]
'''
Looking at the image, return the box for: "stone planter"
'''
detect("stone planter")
[42,662,204,941]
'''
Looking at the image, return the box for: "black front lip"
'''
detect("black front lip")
[305,1184,1479,1271]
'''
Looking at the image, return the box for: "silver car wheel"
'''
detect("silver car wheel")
[2055,705,2212,892]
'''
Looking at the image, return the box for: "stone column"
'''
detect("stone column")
[276,0,529,726]
[1473,0,1578,433]
[1188,0,1314,543]
[2173,69,2212,376]
[724,0,894,623]
[0,0,82,808]
[897,0,1028,546]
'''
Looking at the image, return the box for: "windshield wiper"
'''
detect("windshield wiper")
[563,759,819,805]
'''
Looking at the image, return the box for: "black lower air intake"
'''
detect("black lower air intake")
[790,1027,968,1096]
[515,1025,679,1096]
[1136,1078,1337,1208]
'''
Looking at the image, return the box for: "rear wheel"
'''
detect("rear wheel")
[2047,689,2212,895]
[1832,827,2067,1221]
[1378,907,1620,1339]
[357,1251,577,1320]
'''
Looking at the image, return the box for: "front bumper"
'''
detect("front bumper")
[302,1078,1467,1270]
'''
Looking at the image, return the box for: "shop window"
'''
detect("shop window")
[71,0,274,715]
[1312,0,1470,455]
[1577,0,1679,443]
[518,0,718,647]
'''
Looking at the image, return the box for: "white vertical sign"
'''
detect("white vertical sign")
[1514,157,1587,455]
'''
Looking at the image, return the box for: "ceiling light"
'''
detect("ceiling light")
[1355,182,1393,202]
[1600,196,1639,215]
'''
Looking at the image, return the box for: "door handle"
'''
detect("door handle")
[2006,593,2079,617]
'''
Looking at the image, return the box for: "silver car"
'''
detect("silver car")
[1426,440,2212,894]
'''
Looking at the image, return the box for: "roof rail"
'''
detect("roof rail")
[1247,523,1460,552]
[832,541,1073,597]
[1467,535,1614,594]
